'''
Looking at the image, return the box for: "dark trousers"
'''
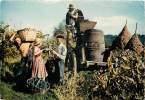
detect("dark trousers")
[20,57,28,67]
[17,57,30,76]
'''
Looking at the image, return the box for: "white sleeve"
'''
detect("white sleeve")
[55,45,67,61]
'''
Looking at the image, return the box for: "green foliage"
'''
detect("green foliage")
[52,50,144,100]
[53,20,66,37]
[104,35,117,48]
[0,24,20,80]
[36,31,45,39]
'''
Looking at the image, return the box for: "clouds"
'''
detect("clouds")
[38,0,84,3]
[92,16,141,35]
[37,0,96,4]
[1,0,144,35]
[38,0,72,4]
[39,0,64,3]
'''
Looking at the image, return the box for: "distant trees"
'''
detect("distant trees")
[104,35,117,48]
[104,35,144,48]
[53,20,66,37]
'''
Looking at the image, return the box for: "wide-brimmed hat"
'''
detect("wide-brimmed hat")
[68,4,74,9]
[34,38,42,46]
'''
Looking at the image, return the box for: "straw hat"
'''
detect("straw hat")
[34,38,42,46]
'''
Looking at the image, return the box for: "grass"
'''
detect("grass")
[0,71,85,100]
[0,70,93,100]
[0,81,58,100]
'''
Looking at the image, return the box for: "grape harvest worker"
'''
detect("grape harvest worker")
[28,38,48,80]
[50,34,67,84]
[66,4,84,36]
[10,32,31,75]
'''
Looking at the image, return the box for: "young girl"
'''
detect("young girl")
[28,38,48,80]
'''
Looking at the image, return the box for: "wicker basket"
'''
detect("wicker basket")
[80,20,97,32]
[18,28,36,42]
[19,43,31,57]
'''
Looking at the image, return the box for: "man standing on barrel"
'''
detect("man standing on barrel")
[65,4,84,72]
[66,4,84,38]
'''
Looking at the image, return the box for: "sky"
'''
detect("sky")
[0,0,145,36]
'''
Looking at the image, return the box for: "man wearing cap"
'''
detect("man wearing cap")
[50,34,67,84]
[66,4,78,26]
[66,4,84,37]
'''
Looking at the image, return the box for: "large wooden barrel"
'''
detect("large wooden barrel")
[84,29,105,62]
